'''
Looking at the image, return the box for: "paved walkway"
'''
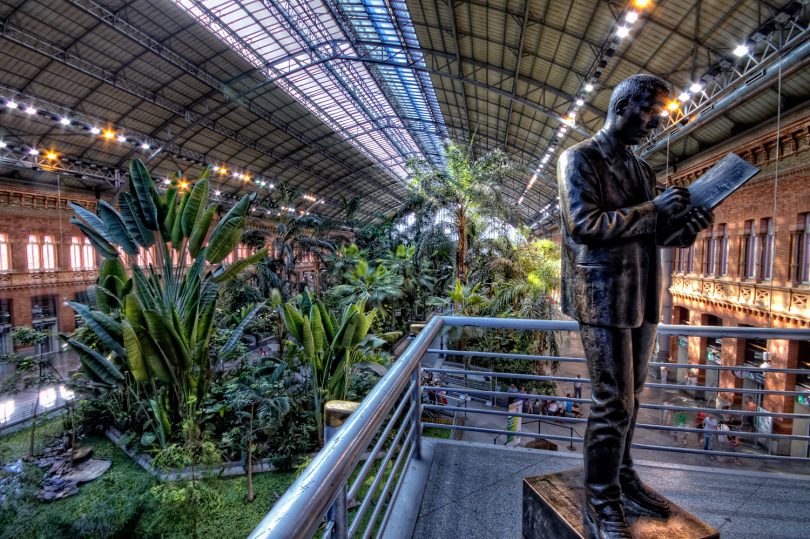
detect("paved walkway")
[387,439,810,539]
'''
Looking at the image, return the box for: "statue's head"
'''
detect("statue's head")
[605,74,671,145]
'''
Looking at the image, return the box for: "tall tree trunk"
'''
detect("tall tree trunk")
[246,402,255,502]
[456,205,468,283]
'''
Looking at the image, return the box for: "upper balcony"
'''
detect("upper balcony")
[0,268,98,290]
[247,317,810,539]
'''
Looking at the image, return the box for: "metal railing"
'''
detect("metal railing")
[249,317,810,539]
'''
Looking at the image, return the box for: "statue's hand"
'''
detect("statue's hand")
[652,186,690,216]
[684,207,714,235]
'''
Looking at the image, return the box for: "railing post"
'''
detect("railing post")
[412,369,422,460]
[324,401,359,539]
[331,487,348,539]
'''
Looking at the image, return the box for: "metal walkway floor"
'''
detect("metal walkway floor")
[385,439,810,539]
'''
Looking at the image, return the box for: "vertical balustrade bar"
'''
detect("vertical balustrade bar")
[332,486,348,539]
[411,369,422,459]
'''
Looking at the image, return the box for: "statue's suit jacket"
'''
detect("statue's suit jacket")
[557,133,698,329]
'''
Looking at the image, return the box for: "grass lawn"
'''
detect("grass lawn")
[0,418,296,538]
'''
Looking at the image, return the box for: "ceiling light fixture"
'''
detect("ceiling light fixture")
[6,100,18,109]
[689,82,704,93]
[625,11,639,23]
[59,117,71,126]
[29,148,38,155]
[733,44,750,57]
[678,92,690,102]
[575,98,585,106]
[24,105,37,114]
[584,83,594,92]
[116,135,126,143]
[616,26,631,39]
[90,127,101,135]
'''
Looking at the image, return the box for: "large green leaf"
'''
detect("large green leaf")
[310,304,324,352]
[161,187,178,243]
[119,193,154,248]
[205,193,254,263]
[69,202,111,241]
[171,189,190,247]
[181,178,209,238]
[130,159,159,230]
[69,218,118,259]
[68,301,125,359]
[188,204,216,258]
[205,216,245,264]
[64,337,125,385]
[121,320,149,383]
[97,200,139,256]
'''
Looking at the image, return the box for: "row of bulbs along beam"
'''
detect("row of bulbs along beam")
[0,97,328,216]
[519,0,763,225]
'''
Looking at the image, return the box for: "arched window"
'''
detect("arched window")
[0,234,10,272]
[70,237,83,270]
[26,235,40,271]
[82,237,95,269]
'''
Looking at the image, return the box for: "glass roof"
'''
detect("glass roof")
[171,0,447,180]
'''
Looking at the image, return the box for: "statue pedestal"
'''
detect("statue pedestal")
[522,469,719,539]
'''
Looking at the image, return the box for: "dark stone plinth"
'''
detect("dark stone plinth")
[523,468,719,539]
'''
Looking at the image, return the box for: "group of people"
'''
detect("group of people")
[663,399,744,463]
[506,382,581,418]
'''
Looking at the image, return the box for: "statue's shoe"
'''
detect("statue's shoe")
[621,478,672,519]
[583,500,632,539]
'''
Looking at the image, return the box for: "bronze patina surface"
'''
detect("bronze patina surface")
[523,469,719,539]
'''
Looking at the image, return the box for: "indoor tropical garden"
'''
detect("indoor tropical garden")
[0,142,561,538]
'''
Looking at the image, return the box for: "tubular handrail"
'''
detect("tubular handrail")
[250,316,810,538]
[247,316,444,539]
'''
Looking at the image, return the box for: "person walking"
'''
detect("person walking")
[703,415,718,454]
[574,375,583,399]
[673,410,688,447]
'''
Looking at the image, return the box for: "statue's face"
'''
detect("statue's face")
[614,89,668,145]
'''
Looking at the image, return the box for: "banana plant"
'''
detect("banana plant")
[280,291,376,443]
[64,159,266,446]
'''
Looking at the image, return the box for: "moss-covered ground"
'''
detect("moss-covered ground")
[0,419,296,538]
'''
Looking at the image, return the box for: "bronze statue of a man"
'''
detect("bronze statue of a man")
[557,74,713,539]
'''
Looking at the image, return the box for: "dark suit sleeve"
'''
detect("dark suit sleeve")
[559,148,657,244]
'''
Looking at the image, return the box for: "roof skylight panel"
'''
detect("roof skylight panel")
[172,0,420,179]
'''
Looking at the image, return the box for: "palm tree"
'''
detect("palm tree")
[407,139,516,283]
[328,258,404,314]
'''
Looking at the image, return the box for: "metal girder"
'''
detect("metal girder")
[0,141,345,221]
[640,11,810,157]
[502,0,531,149]
[0,142,119,186]
[0,86,360,215]
[0,21,395,214]
[66,0,395,202]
